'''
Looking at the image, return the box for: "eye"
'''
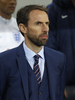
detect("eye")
[46,22,49,26]
[36,22,42,25]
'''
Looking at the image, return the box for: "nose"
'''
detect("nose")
[10,0,17,4]
[42,24,49,32]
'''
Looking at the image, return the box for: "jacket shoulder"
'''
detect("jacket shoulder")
[45,46,66,59]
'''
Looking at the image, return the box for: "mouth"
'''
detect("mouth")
[9,6,15,10]
[40,35,48,39]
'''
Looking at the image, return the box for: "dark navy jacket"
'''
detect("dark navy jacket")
[0,43,66,100]
[46,0,75,85]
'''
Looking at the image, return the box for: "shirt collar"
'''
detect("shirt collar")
[23,41,44,61]
[0,16,12,23]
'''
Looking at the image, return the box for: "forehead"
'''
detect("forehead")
[29,10,49,22]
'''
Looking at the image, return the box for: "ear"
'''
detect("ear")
[19,23,27,34]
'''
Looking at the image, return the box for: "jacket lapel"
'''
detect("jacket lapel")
[16,43,29,100]
[44,47,58,100]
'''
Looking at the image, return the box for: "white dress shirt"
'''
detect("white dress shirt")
[23,42,45,80]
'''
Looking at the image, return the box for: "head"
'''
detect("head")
[0,0,17,19]
[17,5,49,48]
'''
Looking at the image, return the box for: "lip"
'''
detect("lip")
[40,35,48,39]
[9,6,15,10]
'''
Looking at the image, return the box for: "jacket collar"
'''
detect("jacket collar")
[16,43,29,100]
[44,47,59,100]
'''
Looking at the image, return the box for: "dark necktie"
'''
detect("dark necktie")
[33,55,41,84]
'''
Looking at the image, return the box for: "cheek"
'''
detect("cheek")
[0,3,6,8]
[29,27,41,35]
[27,25,41,38]
[29,28,39,35]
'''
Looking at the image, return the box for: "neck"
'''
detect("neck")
[0,11,11,19]
[72,0,75,7]
[25,41,43,54]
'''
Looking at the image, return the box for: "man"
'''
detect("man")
[46,0,75,99]
[0,0,24,53]
[0,5,66,100]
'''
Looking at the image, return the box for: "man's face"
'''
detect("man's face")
[0,0,17,15]
[25,10,49,47]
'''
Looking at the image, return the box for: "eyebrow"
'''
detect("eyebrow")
[35,21,49,24]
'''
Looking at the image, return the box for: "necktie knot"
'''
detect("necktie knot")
[34,55,40,62]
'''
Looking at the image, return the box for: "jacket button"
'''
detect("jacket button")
[39,92,42,94]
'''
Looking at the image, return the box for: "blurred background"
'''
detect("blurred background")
[13,0,52,18]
